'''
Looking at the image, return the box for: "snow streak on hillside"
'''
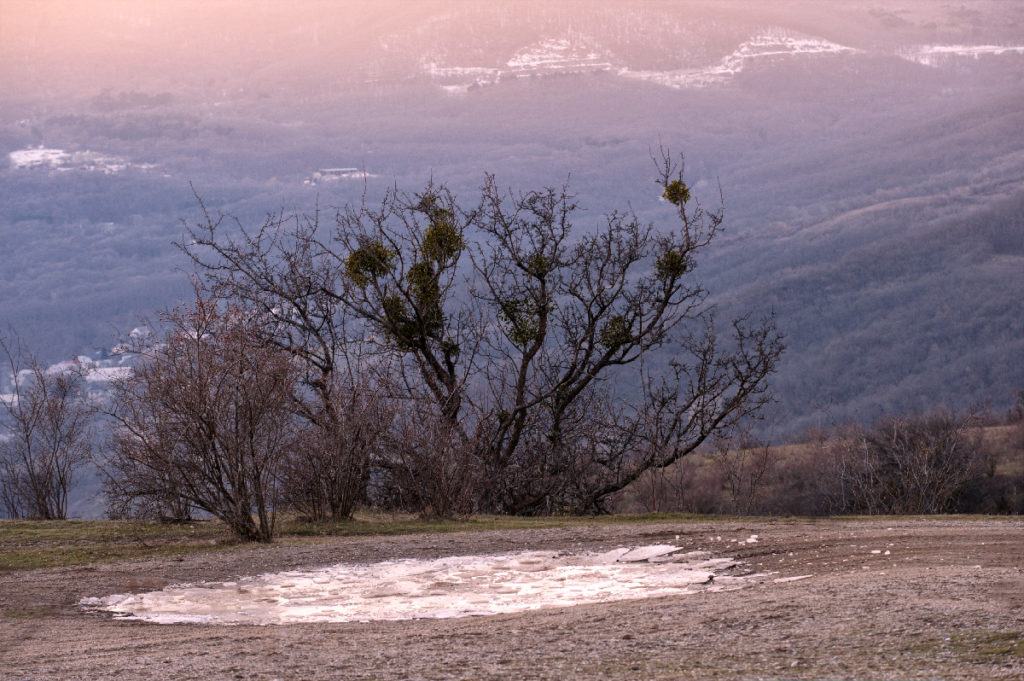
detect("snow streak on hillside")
[425,31,856,93]
[425,38,613,94]
[620,32,857,88]
[897,44,1024,66]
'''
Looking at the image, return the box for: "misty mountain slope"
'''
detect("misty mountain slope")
[699,82,1024,430]
[719,185,1024,432]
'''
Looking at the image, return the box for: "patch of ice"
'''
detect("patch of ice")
[650,550,712,564]
[773,575,813,583]
[81,546,756,625]
[616,544,683,562]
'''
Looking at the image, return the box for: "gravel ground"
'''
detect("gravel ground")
[1,517,1022,680]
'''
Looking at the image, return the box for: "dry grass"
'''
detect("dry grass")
[0,511,724,571]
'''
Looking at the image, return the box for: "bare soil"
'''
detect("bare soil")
[1,517,1022,680]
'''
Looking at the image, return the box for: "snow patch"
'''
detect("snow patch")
[9,146,153,174]
[303,167,377,186]
[81,545,757,625]
[620,32,857,89]
[506,38,613,73]
[898,44,1024,66]
[9,148,69,169]
[426,31,856,94]
[424,37,613,94]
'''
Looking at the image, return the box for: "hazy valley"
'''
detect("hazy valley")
[2,0,1022,443]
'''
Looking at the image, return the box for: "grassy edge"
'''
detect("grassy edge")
[1,513,1018,571]
[0,513,702,570]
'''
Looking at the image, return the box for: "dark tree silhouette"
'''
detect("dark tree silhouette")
[182,151,783,516]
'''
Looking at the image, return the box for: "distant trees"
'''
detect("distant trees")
[828,411,984,515]
[617,407,1023,517]
[102,293,298,541]
[0,334,93,519]
[182,151,784,516]
[710,429,776,516]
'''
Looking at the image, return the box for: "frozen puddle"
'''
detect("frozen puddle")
[81,545,755,625]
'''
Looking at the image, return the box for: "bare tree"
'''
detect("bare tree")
[0,333,93,520]
[102,293,298,541]
[181,198,398,520]
[470,154,782,513]
[182,151,783,516]
[863,411,981,514]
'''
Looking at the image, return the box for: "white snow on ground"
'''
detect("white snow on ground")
[426,31,855,93]
[506,38,613,73]
[773,575,812,583]
[303,168,378,186]
[9,148,69,168]
[9,147,153,173]
[898,44,1024,66]
[620,33,857,89]
[423,64,502,94]
[81,545,759,625]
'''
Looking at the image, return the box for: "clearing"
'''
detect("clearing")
[1,517,1021,679]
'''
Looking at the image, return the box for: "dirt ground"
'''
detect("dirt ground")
[1,517,1022,680]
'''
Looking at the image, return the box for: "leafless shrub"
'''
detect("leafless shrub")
[1009,390,1024,450]
[619,456,716,514]
[103,459,193,523]
[0,334,93,519]
[710,429,776,515]
[102,293,299,541]
[379,399,484,518]
[181,196,408,521]
[279,376,393,521]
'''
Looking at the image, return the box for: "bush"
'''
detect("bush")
[103,294,299,542]
[0,334,93,520]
